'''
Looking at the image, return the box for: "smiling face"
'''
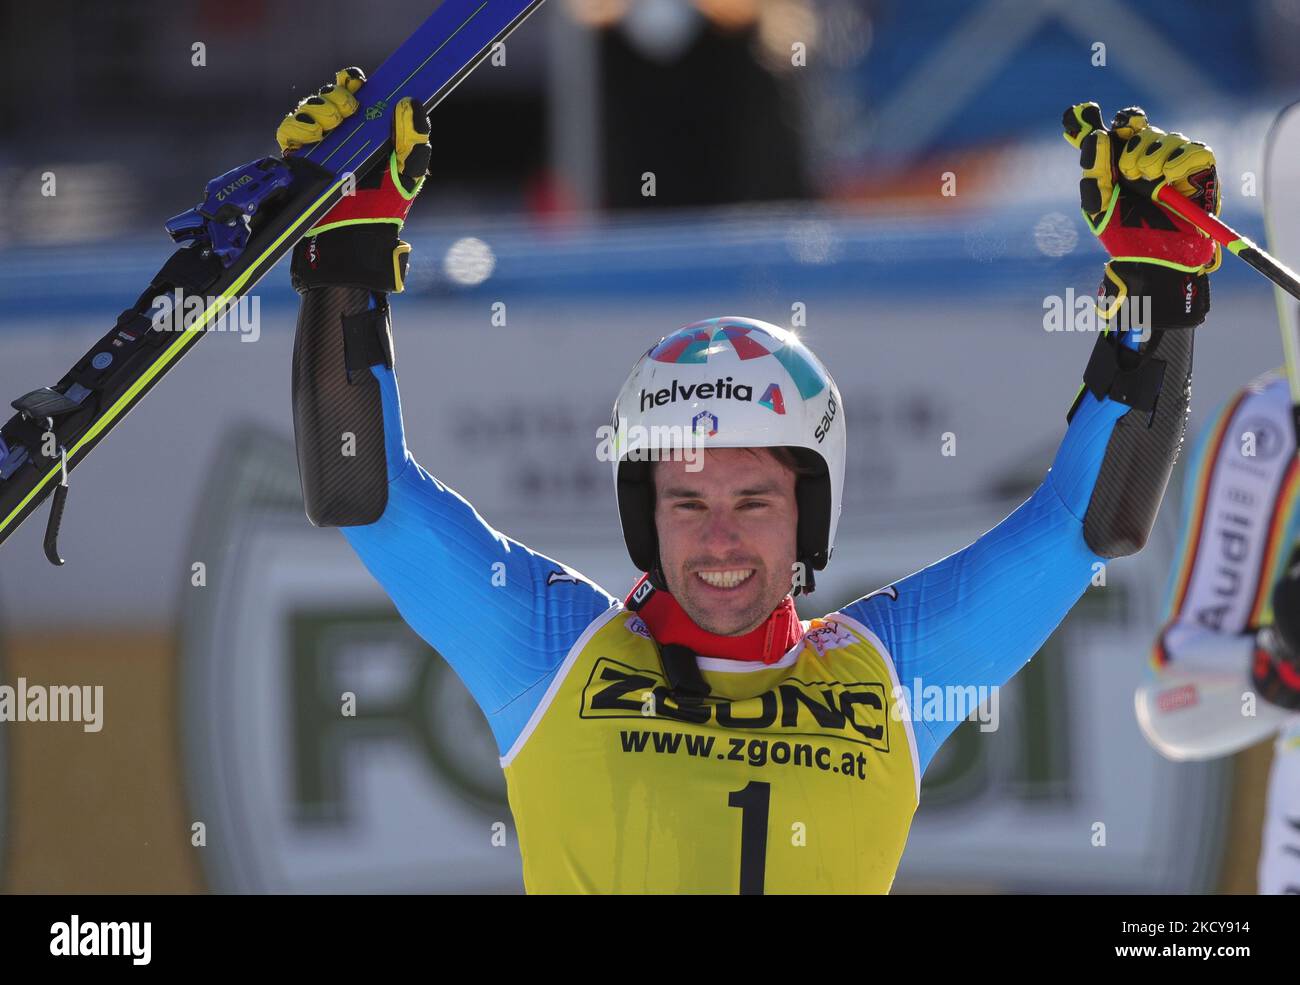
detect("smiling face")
[653,447,799,636]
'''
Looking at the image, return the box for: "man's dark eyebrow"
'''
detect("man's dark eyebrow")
[659,482,785,499]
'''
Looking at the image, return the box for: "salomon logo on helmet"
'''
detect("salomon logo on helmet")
[814,392,837,443]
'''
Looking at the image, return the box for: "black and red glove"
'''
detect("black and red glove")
[1254,545,1300,710]
[1063,102,1220,329]
[276,67,432,294]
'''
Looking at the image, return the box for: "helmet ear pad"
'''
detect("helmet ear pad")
[616,449,832,582]
[788,448,832,571]
[617,459,659,575]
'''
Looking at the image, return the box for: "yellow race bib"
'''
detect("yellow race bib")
[501,609,919,894]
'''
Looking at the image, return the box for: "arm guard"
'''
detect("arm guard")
[1068,262,1205,557]
[291,284,395,526]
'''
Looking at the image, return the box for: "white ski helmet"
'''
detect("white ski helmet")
[611,316,845,589]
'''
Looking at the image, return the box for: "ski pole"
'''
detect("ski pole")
[1155,184,1300,304]
[1157,182,1300,441]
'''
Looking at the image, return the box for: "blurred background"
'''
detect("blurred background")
[0,0,1297,892]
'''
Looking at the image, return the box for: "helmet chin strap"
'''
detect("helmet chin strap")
[648,562,669,592]
[793,562,816,598]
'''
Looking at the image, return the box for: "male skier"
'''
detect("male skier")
[282,76,1219,892]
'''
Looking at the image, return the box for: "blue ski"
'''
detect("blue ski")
[0,0,545,561]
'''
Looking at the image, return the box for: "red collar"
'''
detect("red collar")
[624,575,802,665]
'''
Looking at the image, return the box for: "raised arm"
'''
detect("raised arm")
[840,104,1222,773]
[282,70,615,753]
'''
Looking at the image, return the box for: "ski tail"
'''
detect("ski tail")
[0,157,339,554]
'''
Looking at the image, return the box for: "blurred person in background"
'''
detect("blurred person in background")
[1148,368,1300,894]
